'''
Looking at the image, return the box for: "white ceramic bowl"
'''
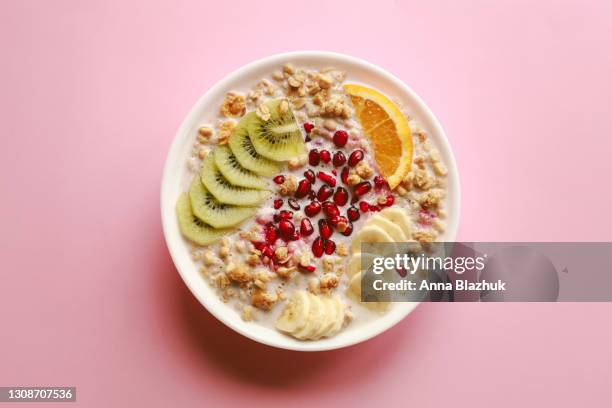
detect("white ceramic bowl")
[161,51,460,351]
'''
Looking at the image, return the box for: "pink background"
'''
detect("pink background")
[1,0,611,406]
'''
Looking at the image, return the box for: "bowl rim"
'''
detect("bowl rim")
[161,50,461,352]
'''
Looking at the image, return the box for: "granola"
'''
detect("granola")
[175,61,451,341]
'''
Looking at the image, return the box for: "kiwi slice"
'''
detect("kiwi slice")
[228,123,280,177]
[176,193,228,245]
[245,99,306,161]
[213,145,268,190]
[188,177,256,228]
[200,153,270,206]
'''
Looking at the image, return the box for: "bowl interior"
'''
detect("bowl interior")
[161,51,460,351]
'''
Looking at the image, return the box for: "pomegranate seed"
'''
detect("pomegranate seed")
[333,130,349,147]
[332,169,337,175]
[298,264,316,273]
[273,199,283,209]
[322,201,340,218]
[341,222,354,236]
[333,187,349,206]
[348,150,364,167]
[273,175,285,184]
[253,241,266,251]
[261,245,274,258]
[279,210,293,220]
[324,239,336,255]
[303,122,314,133]
[295,179,312,198]
[290,231,300,241]
[308,190,316,200]
[330,215,347,228]
[308,149,320,166]
[317,171,336,187]
[353,181,372,197]
[300,218,314,236]
[347,206,360,221]
[318,219,333,239]
[320,150,331,163]
[288,199,300,210]
[332,151,346,167]
[369,205,381,212]
[264,224,277,245]
[341,166,350,184]
[303,169,315,183]
[278,220,295,240]
[373,175,389,189]
[312,237,324,257]
[359,201,370,212]
[317,184,333,201]
[385,194,395,207]
[304,201,322,217]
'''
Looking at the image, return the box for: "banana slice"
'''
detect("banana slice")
[366,216,407,242]
[347,272,391,313]
[314,296,338,339]
[276,292,348,340]
[275,290,311,335]
[347,253,361,277]
[379,207,412,238]
[329,296,346,334]
[349,225,395,254]
[294,294,325,340]
[347,252,378,277]
[349,253,402,283]
[347,272,360,301]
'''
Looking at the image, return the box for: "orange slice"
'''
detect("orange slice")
[343,84,412,189]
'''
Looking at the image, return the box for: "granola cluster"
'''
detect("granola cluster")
[220,92,246,117]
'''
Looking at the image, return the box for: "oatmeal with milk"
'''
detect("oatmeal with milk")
[177,63,448,340]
